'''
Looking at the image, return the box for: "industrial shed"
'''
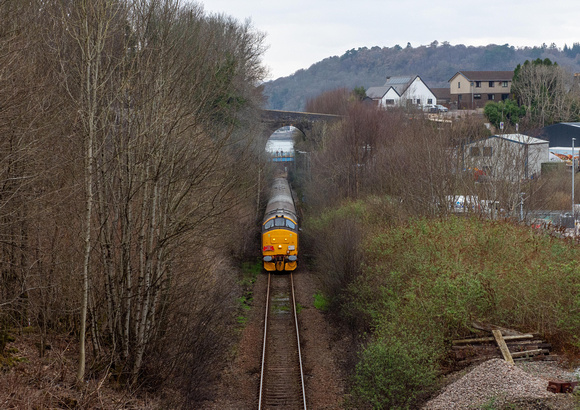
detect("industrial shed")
[535,122,580,148]
[463,134,549,181]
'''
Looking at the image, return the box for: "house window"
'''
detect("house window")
[502,81,508,87]
[385,99,395,105]
[483,147,492,157]
[427,98,433,104]
[489,81,495,87]
[416,99,421,105]
[501,94,509,100]
[474,94,481,99]
[458,81,461,89]
[475,81,481,88]
[488,94,495,100]
[470,147,481,157]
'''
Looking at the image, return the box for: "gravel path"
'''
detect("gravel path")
[424,358,577,409]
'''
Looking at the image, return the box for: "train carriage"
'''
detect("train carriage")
[262,178,298,271]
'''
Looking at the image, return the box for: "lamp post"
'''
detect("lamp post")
[470,82,474,110]
[573,138,576,217]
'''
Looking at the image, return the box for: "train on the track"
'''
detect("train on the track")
[262,177,299,271]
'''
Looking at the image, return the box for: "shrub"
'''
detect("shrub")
[349,216,580,344]
[304,201,366,311]
[350,334,437,409]
[344,215,580,407]
[313,291,330,311]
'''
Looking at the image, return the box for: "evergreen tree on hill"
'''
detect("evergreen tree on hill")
[263,42,580,112]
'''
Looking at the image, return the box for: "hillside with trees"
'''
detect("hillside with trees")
[264,42,580,111]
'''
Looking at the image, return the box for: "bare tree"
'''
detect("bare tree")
[0,0,64,343]
[49,0,267,387]
[54,0,128,384]
[0,1,266,401]
[305,87,352,115]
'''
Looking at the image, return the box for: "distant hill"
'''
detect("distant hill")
[263,42,580,112]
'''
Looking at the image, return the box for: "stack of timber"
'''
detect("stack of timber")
[452,324,553,366]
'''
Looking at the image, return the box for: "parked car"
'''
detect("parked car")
[423,104,448,113]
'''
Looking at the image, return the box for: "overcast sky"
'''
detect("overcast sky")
[200,0,580,81]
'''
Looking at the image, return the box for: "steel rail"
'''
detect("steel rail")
[258,272,307,409]
[258,272,271,410]
[290,272,307,410]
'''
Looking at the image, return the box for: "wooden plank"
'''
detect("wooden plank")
[493,329,514,364]
[510,349,547,358]
[471,322,525,336]
[514,354,558,362]
[453,340,546,350]
[453,334,534,345]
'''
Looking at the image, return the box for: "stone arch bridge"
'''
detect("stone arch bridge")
[260,109,341,142]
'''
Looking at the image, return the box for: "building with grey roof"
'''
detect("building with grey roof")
[366,75,437,109]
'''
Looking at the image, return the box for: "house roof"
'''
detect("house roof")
[535,122,580,147]
[366,86,393,99]
[384,75,416,95]
[491,133,548,145]
[367,74,436,101]
[431,87,451,99]
[449,71,514,82]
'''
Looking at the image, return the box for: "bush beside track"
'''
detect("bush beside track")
[305,198,580,409]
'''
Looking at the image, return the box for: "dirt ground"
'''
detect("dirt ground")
[198,267,580,410]
[0,267,347,410]
[0,332,160,409]
[198,268,348,409]
[2,266,577,409]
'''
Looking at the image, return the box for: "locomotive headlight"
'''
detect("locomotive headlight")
[278,245,282,249]
[288,246,295,251]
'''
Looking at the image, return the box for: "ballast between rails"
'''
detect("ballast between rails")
[258,273,307,409]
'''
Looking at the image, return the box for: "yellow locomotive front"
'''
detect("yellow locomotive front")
[262,215,298,271]
[262,178,299,272]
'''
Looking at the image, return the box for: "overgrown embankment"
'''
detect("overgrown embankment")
[306,199,580,409]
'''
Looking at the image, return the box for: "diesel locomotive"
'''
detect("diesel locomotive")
[262,177,298,271]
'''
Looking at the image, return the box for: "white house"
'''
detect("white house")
[366,75,437,109]
[464,134,549,181]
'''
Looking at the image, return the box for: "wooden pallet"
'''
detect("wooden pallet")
[452,325,552,366]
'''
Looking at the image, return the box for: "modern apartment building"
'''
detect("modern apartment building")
[449,71,514,109]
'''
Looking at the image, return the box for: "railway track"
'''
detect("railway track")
[259,273,307,409]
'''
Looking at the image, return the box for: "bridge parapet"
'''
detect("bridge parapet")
[261,109,341,123]
[260,109,341,143]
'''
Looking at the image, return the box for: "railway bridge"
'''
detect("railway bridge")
[260,109,341,142]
